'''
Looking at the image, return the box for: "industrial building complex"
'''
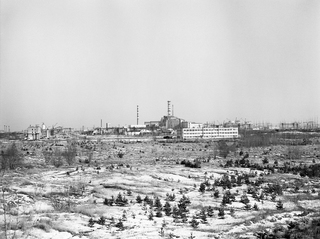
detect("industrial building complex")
[7,100,318,142]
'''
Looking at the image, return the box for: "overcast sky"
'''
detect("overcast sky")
[1,0,320,131]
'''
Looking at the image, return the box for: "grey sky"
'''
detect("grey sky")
[1,0,320,131]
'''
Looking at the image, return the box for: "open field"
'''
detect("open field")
[1,136,320,239]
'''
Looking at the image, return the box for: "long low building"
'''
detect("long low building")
[177,127,239,140]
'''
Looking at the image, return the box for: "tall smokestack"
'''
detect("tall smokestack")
[137,105,139,125]
[101,119,102,128]
[167,101,171,116]
[172,105,174,116]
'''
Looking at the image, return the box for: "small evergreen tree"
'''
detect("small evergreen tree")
[244,203,251,210]
[103,198,110,205]
[178,200,189,220]
[190,217,199,228]
[276,200,284,210]
[199,183,206,193]
[240,194,250,204]
[163,201,172,216]
[88,218,95,227]
[154,197,162,209]
[218,206,225,219]
[230,207,235,217]
[253,203,259,211]
[214,189,220,198]
[207,206,214,217]
[179,195,191,205]
[222,193,231,205]
[156,209,163,218]
[116,193,123,204]
[200,208,207,223]
[115,219,124,230]
[172,205,179,218]
[136,195,142,203]
[262,157,269,164]
[98,216,105,225]
[166,193,176,201]
[148,198,154,207]
[148,211,154,220]
[144,195,150,203]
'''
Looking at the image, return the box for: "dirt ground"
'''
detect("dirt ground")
[1,139,320,239]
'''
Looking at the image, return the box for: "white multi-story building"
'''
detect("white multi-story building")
[181,121,203,129]
[177,127,239,140]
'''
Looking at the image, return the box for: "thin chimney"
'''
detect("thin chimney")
[137,105,139,125]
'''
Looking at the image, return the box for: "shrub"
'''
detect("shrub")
[85,150,93,164]
[218,206,225,219]
[262,157,269,164]
[115,219,124,230]
[240,194,250,204]
[199,183,206,193]
[218,141,230,158]
[49,148,64,168]
[148,211,154,220]
[214,189,220,198]
[136,195,142,203]
[207,206,214,217]
[156,210,163,218]
[33,221,52,232]
[144,195,151,203]
[166,193,175,201]
[200,208,207,223]
[117,152,125,158]
[230,207,235,216]
[62,141,77,165]
[1,143,23,170]
[179,195,191,205]
[172,205,179,218]
[163,201,172,216]
[154,197,162,209]
[183,159,201,168]
[97,216,105,225]
[104,196,114,206]
[244,203,251,210]
[286,146,302,160]
[276,200,284,210]
[88,218,95,227]
[222,193,232,205]
[115,193,128,206]
[190,218,199,228]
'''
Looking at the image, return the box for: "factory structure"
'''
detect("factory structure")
[144,101,239,140]
[22,101,239,141]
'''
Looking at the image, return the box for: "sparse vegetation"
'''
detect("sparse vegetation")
[1,133,320,239]
[0,143,23,170]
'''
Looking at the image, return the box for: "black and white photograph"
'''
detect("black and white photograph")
[1,0,320,238]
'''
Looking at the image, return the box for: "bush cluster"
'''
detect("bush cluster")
[104,193,128,206]
[1,143,23,170]
[181,159,201,168]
